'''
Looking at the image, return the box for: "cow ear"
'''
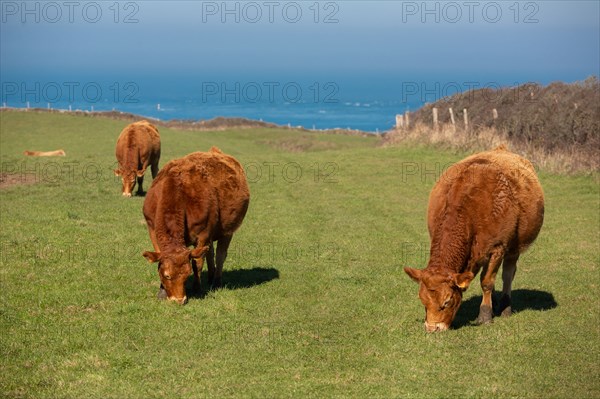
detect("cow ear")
[453,271,474,291]
[136,168,146,177]
[143,251,161,263]
[404,267,423,283]
[114,169,122,176]
[189,245,210,261]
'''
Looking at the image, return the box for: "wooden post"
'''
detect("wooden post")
[463,108,469,131]
[449,108,456,132]
[492,108,498,120]
[404,111,410,129]
[396,114,404,129]
[432,107,438,130]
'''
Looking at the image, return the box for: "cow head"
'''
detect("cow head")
[114,168,140,197]
[404,267,474,332]
[142,246,208,305]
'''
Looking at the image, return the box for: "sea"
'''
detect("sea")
[0,72,444,133]
[3,96,412,133]
[0,72,567,133]
[110,98,409,133]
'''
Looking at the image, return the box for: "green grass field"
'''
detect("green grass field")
[1,111,598,398]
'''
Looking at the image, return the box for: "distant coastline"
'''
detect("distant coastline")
[0,107,375,137]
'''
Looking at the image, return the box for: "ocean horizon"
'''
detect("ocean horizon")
[0,99,411,133]
[0,72,590,132]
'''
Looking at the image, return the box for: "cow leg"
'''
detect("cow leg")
[213,236,232,289]
[476,246,505,324]
[206,242,216,287]
[157,255,167,299]
[191,258,202,292]
[498,253,519,317]
[191,232,211,292]
[136,174,144,195]
[151,160,159,179]
[146,225,166,299]
[158,281,167,299]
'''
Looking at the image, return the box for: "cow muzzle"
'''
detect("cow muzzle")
[424,321,449,333]
[122,192,132,198]
[168,296,188,305]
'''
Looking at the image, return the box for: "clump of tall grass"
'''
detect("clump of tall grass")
[385,77,599,175]
[384,123,598,175]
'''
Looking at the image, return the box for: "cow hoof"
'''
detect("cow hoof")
[157,288,167,300]
[476,305,493,325]
[211,280,223,290]
[497,295,512,317]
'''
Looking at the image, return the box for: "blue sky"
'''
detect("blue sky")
[1,1,599,90]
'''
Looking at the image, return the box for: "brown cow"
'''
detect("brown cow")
[114,120,161,197]
[404,145,544,332]
[142,147,250,304]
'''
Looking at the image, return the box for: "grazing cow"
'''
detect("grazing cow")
[24,149,66,157]
[142,147,250,304]
[404,145,544,332]
[114,120,161,197]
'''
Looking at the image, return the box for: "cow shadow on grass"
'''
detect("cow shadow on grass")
[185,267,279,299]
[453,289,558,329]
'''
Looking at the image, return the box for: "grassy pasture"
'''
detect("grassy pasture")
[0,111,598,398]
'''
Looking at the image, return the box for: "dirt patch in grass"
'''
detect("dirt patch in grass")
[0,173,38,189]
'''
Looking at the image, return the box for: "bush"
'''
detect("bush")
[386,77,599,174]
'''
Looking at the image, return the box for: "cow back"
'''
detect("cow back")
[144,148,249,247]
[115,120,161,171]
[427,145,544,259]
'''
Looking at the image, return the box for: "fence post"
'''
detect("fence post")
[404,111,410,129]
[463,108,469,132]
[396,114,404,130]
[432,107,438,130]
[449,108,456,132]
[492,108,498,120]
